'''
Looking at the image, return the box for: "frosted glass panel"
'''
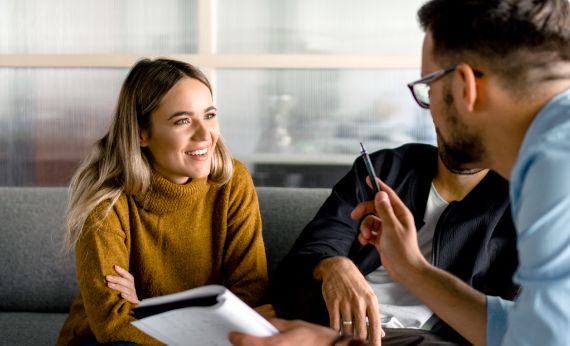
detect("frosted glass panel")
[0,0,197,54]
[0,68,128,186]
[216,69,435,161]
[0,68,434,187]
[217,0,425,54]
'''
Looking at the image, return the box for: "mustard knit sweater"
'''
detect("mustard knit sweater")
[57,160,268,345]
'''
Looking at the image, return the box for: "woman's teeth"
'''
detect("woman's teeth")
[187,148,208,156]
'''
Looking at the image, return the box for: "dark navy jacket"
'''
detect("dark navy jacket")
[272,143,519,343]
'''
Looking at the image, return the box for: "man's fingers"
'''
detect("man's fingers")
[350,200,377,220]
[376,180,413,228]
[353,308,367,340]
[267,318,295,332]
[228,331,264,346]
[356,214,381,245]
[372,191,399,230]
[360,215,381,234]
[357,177,413,230]
[328,302,340,331]
[340,304,354,335]
[366,304,382,346]
[322,284,340,330]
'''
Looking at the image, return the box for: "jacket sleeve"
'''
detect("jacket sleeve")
[75,202,161,345]
[481,207,520,300]
[222,161,268,307]
[271,156,373,323]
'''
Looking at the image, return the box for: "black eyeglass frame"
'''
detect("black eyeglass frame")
[407,65,457,109]
[407,65,484,109]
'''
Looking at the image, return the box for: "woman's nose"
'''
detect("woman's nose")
[192,120,210,140]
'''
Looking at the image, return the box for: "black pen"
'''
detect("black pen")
[359,142,381,194]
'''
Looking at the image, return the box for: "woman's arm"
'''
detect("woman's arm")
[74,204,159,344]
[222,162,269,307]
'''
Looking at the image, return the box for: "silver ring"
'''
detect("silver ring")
[342,320,353,325]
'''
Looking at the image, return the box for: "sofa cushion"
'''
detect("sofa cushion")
[0,187,77,312]
[0,312,67,344]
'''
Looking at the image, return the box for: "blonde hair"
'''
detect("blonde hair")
[63,58,233,254]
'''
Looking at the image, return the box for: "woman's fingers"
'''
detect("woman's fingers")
[114,265,135,280]
[106,265,140,304]
[106,275,134,291]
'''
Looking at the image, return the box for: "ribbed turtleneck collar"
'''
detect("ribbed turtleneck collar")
[134,172,210,214]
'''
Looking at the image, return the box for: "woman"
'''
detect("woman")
[57,58,268,345]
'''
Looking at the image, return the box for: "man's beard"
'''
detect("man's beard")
[436,87,486,175]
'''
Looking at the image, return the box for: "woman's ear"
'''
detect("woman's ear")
[139,129,149,147]
[454,63,479,112]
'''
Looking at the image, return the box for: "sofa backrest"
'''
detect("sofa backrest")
[0,186,329,313]
[257,187,330,280]
[0,187,74,313]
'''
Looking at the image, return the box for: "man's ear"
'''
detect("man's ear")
[139,128,149,147]
[454,63,480,113]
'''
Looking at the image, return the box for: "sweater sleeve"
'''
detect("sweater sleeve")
[74,201,161,345]
[222,161,268,307]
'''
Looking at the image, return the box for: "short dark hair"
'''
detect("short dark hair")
[418,0,570,92]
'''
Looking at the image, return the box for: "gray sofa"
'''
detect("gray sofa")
[0,186,330,346]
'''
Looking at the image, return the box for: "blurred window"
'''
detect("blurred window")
[0,0,432,187]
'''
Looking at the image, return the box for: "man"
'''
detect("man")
[271,143,518,346]
[229,0,570,345]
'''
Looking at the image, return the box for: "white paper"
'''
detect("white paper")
[132,285,278,346]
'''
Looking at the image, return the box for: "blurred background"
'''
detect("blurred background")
[0,0,434,188]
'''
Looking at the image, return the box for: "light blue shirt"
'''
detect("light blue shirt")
[487,89,570,346]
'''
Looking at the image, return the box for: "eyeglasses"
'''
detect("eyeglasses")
[407,65,457,109]
[407,65,484,109]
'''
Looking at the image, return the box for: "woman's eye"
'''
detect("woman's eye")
[205,113,217,120]
[174,118,191,126]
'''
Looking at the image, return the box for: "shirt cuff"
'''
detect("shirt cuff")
[486,295,514,346]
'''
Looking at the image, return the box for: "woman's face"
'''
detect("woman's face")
[140,77,219,184]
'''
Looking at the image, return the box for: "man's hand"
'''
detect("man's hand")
[350,178,428,284]
[229,319,340,346]
[255,304,277,320]
[350,178,487,346]
[314,257,383,345]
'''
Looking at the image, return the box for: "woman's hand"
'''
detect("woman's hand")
[314,256,383,345]
[106,265,140,305]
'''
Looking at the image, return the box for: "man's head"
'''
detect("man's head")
[418,0,570,96]
[413,0,570,174]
